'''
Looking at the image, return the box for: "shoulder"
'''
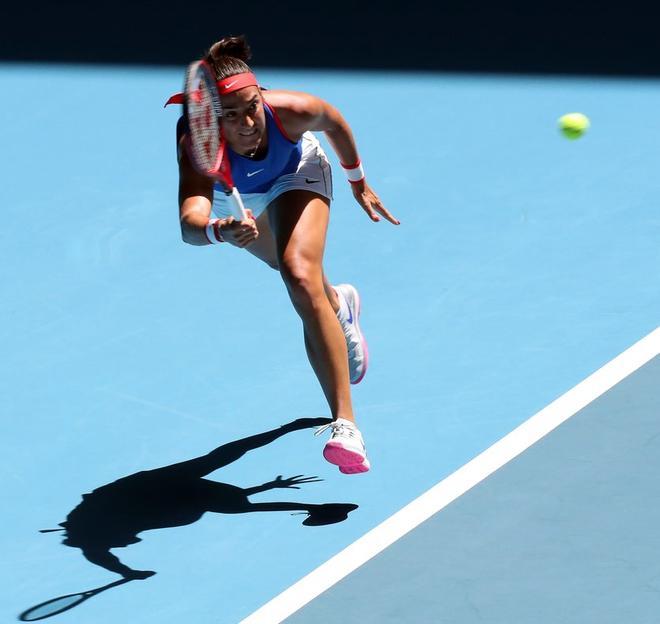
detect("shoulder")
[262,89,323,113]
[262,90,325,139]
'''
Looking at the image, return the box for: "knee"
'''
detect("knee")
[279,258,325,314]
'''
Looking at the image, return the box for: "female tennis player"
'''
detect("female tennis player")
[169,35,399,474]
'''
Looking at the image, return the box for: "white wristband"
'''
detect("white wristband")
[205,219,224,244]
[341,160,365,183]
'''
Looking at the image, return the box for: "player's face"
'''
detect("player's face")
[220,87,266,157]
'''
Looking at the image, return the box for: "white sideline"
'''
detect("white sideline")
[240,328,660,624]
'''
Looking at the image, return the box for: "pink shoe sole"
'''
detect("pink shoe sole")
[339,461,370,474]
[323,442,366,467]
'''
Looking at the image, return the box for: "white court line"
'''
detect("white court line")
[240,327,660,624]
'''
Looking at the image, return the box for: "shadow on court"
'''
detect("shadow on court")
[22,417,357,621]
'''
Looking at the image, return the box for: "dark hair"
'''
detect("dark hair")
[204,35,253,80]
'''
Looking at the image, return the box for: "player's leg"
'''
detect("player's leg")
[245,211,367,386]
[268,190,369,471]
[149,421,320,480]
[244,209,280,270]
[242,200,368,472]
[245,212,340,304]
[245,212,343,382]
[269,190,351,419]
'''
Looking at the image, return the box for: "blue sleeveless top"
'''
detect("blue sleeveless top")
[217,102,303,194]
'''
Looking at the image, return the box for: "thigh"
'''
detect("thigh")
[268,190,331,269]
[245,209,279,270]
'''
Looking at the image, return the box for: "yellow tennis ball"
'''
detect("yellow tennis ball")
[558,112,590,140]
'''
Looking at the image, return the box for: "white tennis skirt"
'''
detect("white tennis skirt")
[211,132,334,220]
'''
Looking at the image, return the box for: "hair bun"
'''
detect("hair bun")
[208,35,252,63]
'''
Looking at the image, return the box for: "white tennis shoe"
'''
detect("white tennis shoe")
[333,283,369,385]
[315,418,370,474]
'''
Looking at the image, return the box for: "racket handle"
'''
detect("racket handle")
[228,187,249,221]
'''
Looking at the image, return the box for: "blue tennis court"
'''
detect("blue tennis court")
[3,63,660,623]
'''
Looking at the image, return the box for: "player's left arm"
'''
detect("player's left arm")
[269,91,400,225]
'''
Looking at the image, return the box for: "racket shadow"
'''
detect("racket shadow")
[36,416,358,583]
[19,579,131,621]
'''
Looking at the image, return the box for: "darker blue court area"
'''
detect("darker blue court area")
[286,357,660,623]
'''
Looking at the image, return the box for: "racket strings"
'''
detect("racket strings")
[186,74,220,173]
[183,60,238,198]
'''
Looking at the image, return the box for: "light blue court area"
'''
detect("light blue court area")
[2,63,660,623]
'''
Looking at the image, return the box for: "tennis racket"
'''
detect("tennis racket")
[183,60,248,221]
[19,579,132,621]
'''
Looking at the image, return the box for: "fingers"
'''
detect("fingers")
[224,220,259,248]
[374,200,400,225]
[360,195,400,225]
[361,199,382,223]
[355,186,400,225]
[279,475,323,486]
[238,235,259,248]
[235,233,258,248]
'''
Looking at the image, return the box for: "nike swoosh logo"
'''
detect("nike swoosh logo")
[222,81,238,90]
[346,306,353,324]
[247,169,264,177]
[305,178,320,183]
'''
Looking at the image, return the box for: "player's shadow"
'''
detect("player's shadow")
[24,417,356,620]
[28,416,356,617]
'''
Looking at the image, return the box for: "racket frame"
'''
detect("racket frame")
[183,60,248,222]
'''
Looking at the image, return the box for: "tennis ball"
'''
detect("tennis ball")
[558,112,590,140]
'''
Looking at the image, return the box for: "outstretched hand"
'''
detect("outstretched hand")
[351,180,400,225]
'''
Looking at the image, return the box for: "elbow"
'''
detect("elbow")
[180,221,196,246]
[180,225,208,247]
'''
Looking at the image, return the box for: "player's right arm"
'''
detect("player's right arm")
[177,121,258,247]
[81,546,155,579]
[178,132,217,246]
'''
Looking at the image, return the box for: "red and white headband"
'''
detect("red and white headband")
[164,72,259,106]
